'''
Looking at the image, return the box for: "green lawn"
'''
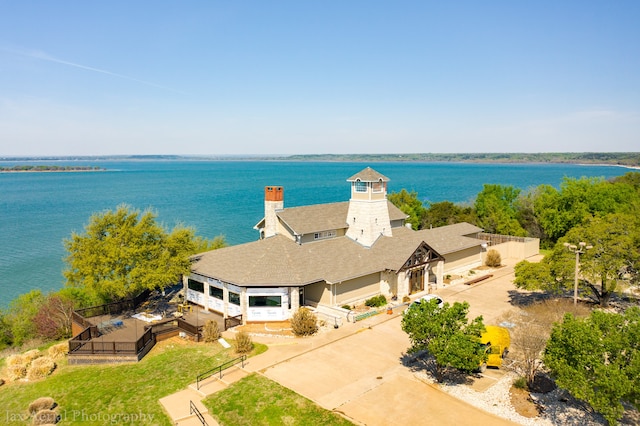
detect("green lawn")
[0,339,266,425]
[204,373,354,426]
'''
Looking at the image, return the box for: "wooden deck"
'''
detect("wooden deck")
[84,305,225,343]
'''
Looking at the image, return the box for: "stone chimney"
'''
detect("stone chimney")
[264,186,283,238]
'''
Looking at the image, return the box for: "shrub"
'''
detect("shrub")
[32,408,59,425]
[341,305,352,310]
[26,356,56,381]
[6,364,26,381]
[513,376,528,390]
[485,249,502,267]
[28,397,55,416]
[290,308,319,337]
[234,331,253,354]
[23,349,42,364]
[6,353,26,367]
[364,295,387,308]
[402,295,411,303]
[47,343,67,360]
[203,320,221,343]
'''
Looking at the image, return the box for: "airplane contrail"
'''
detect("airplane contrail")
[3,46,188,95]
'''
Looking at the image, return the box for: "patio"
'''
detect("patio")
[68,287,227,363]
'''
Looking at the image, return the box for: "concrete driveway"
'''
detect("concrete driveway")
[260,315,516,426]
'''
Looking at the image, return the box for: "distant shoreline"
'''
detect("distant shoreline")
[1,153,639,168]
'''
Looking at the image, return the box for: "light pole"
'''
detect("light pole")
[563,241,592,306]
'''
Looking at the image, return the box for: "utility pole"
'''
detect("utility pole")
[563,241,592,306]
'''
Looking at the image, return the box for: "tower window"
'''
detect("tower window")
[354,181,367,192]
[372,181,384,192]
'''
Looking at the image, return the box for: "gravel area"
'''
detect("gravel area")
[414,370,610,426]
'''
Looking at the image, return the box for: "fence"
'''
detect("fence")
[69,327,154,356]
[74,289,151,319]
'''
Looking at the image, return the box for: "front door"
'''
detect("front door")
[409,268,424,295]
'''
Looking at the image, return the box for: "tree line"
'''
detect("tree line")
[395,171,640,425]
[0,165,104,172]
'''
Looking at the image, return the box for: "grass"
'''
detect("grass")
[204,373,354,425]
[0,338,266,425]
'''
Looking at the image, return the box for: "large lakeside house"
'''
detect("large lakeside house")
[184,167,539,323]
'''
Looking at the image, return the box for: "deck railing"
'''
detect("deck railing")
[74,289,151,319]
[69,327,154,356]
[224,314,243,330]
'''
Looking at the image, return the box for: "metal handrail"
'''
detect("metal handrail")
[196,355,247,390]
[190,400,208,426]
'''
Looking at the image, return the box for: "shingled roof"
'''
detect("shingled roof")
[276,200,407,235]
[191,222,484,287]
[346,167,390,182]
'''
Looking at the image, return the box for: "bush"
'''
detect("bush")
[234,331,253,354]
[290,308,319,337]
[6,353,26,367]
[32,408,59,425]
[513,376,528,390]
[47,343,67,360]
[23,349,42,364]
[28,397,55,416]
[6,364,27,382]
[26,356,56,381]
[341,305,352,310]
[485,249,502,267]
[402,295,411,303]
[203,320,221,343]
[364,295,387,308]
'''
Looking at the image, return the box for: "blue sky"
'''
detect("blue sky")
[1,1,638,156]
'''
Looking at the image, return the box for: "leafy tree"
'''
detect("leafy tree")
[474,184,526,236]
[534,177,639,244]
[514,213,639,306]
[0,311,13,350]
[388,189,426,230]
[6,290,45,346]
[64,204,216,303]
[422,201,478,229]
[544,308,640,425]
[514,187,547,243]
[401,300,486,381]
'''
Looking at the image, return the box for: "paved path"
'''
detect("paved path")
[159,258,533,425]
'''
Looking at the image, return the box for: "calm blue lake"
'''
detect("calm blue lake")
[0,160,630,307]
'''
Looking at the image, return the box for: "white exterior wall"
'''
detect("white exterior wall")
[345,199,392,247]
[246,287,289,321]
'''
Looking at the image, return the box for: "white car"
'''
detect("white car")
[404,294,444,314]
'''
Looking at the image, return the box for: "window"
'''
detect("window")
[209,286,223,300]
[249,295,282,307]
[372,181,384,193]
[314,230,336,240]
[188,279,204,293]
[228,291,240,306]
[354,180,367,192]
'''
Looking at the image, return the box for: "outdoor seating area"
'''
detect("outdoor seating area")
[68,286,232,364]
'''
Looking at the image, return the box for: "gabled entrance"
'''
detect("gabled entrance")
[400,242,444,295]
